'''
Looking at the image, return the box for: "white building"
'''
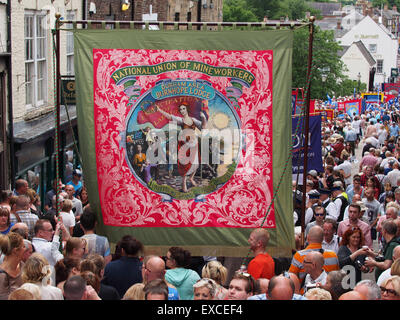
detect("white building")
[339,40,376,84]
[336,15,398,87]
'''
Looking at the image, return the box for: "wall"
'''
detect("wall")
[337,16,398,86]
[11,0,82,122]
[341,44,371,84]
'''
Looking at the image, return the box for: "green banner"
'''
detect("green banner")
[74,28,294,258]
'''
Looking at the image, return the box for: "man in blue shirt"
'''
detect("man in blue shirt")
[66,169,83,196]
[389,122,400,141]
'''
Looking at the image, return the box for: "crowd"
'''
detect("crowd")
[1,100,400,301]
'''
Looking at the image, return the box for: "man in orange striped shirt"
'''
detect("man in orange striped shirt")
[289,226,339,281]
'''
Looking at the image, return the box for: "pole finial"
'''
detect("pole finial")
[309,16,315,23]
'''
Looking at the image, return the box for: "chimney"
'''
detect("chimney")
[337,20,341,29]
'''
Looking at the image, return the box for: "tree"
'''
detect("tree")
[246,0,282,20]
[293,26,347,99]
[275,0,321,20]
[223,0,259,22]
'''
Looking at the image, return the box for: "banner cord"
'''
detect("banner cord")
[240,59,316,267]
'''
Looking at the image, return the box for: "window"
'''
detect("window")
[66,11,75,75]
[377,59,384,73]
[368,44,377,53]
[25,11,47,108]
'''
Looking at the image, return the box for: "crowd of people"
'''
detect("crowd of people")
[1,101,400,301]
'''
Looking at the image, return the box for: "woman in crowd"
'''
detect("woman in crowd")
[64,237,87,260]
[201,260,228,300]
[0,232,25,299]
[0,207,13,235]
[21,252,63,300]
[54,256,81,290]
[337,227,369,285]
[193,278,217,300]
[380,275,400,301]
[165,246,200,300]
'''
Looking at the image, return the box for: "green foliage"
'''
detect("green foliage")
[222,0,360,99]
[293,26,349,99]
[223,0,259,22]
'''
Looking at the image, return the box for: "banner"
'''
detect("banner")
[74,29,294,257]
[344,99,361,118]
[292,115,323,174]
[315,109,334,121]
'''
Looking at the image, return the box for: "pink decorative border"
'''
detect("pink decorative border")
[93,49,275,228]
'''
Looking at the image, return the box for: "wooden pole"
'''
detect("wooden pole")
[301,17,315,249]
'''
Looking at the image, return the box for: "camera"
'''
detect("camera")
[375,255,385,262]
[355,260,363,269]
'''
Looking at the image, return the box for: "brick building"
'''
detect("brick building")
[85,0,223,25]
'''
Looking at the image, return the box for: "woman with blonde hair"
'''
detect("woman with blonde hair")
[65,237,87,260]
[0,232,25,299]
[122,283,145,300]
[201,260,228,300]
[193,278,217,300]
[380,275,400,300]
[22,252,63,300]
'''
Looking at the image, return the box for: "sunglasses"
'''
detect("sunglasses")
[235,271,255,294]
[380,286,398,296]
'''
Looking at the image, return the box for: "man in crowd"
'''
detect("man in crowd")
[10,195,39,240]
[338,203,372,249]
[289,226,339,282]
[247,228,275,280]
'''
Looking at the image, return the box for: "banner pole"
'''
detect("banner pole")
[301,17,315,249]
[54,13,63,248]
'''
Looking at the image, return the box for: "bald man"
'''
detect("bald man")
[302,251,327,294]
[266,275,300,300]
[339,290,366,300]
[289,226,339,281]
[142,255,179,300]
[248,273,307,300]
[247,228,275,280]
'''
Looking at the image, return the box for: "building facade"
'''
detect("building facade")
[336,15,398,88]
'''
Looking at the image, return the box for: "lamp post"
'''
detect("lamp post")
[321,73,327,99]
[357,72,361,94]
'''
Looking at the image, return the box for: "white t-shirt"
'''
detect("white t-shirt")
[60,211,76,230]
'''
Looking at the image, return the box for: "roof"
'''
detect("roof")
[354,40,376,66]
[308,2,342,16]
[340,40,376,66]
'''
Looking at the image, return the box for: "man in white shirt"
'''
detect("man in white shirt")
[377,246,400,285]
[384,162,400,188]
[322,218,340,254]
[65,184,83,222]
[302,251,327,294]
[319,188,337,221]
[32,219,70,285]
[334,153,352,186]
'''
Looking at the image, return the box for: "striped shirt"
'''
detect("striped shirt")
[10,210,39,240]
[288,243,340,280]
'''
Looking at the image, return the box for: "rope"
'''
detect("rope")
[240,58,316,268]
